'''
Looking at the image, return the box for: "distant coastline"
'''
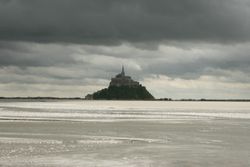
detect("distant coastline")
[0,97,83,100]
[0,97,250,102]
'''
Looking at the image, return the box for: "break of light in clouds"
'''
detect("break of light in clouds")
[0,0,250,98]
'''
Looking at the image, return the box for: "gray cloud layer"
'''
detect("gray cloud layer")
[0,0,250,44]
[0,0,250,98]
[0,42,250,98]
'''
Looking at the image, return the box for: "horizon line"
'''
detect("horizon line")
[0,97,250,102]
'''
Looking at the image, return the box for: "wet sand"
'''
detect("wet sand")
[0,100,250,166]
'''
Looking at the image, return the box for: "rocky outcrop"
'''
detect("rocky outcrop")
[91,85,154,100]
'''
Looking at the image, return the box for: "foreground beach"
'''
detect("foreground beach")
[0,100,250,167]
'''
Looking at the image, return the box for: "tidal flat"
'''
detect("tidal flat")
[0,100,250,167]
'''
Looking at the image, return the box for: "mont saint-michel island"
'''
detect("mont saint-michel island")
[85,66,154,100]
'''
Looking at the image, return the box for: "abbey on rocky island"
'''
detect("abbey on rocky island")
[85,66,154,100]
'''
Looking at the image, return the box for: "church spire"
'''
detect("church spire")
[121,65,125,76]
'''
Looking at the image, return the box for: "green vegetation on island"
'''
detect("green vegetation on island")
[91,85,154,100]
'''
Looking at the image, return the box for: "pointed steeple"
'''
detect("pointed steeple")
[121,65,125,76]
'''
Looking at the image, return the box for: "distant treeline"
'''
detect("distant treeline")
[184,99,250,102]
[0,97,83,100]
[159,98,250,102]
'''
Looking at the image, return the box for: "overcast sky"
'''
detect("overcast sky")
[1,0,250,99]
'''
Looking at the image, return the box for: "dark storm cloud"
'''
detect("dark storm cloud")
[144,43,250,81]
[1,41,249,83]
[0,42,78,67]
[145,56,250,80]
[0,0,250,44]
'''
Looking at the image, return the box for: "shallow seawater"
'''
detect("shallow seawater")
[0,100,250,167]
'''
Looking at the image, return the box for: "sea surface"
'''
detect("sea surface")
[0,100,250,167]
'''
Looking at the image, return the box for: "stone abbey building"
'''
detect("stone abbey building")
[109,66,139,87]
